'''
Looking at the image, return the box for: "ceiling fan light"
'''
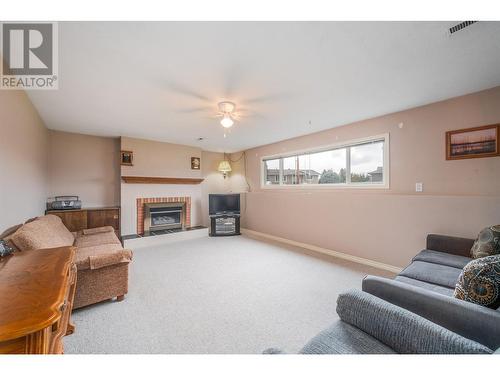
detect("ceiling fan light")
[220,114,234,128]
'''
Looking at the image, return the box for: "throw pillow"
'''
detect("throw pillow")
[454,255,500,309]
[470,225,500,259]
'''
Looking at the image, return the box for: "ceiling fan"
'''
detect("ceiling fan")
[164,80,282,135]
[216,101,237,129]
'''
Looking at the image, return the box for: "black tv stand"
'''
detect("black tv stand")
[209,213,240,237]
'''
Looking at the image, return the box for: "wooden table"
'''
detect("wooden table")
[0,247,77,354]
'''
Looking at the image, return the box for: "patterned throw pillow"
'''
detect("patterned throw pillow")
[470,225,500,259]
[454,255,500,309]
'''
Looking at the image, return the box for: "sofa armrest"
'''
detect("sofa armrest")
[336,289,491,354]
[89,249,132,270]
[362,275,500,350]
[426,234,474,257]
[77,249,133,270]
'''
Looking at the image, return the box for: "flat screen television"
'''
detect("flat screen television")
[209,194,240,215]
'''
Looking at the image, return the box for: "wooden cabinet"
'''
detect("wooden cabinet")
[50,210,88,232]
[0,247,77,354]
[47,207,120,236]
[87,208,120,230]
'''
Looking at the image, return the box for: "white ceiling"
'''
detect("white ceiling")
[27,21,500,152]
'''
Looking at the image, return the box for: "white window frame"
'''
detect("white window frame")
[260,133,390,190]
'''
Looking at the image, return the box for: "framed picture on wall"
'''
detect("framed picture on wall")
[446,124,499,160]
[121,150,134,166]
[191,157,201,170]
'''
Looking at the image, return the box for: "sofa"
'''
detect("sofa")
[6,214,132,309]
[299,289,494,354]
[362,234,500,351]
[265,234,500,354]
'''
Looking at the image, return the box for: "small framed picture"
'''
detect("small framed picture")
[446,124,499,160]
[121,150,134,166]
[191,157,201,170]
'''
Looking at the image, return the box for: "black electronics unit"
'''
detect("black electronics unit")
[209,194,241,237]
[209,193,240,215]
[46,196,82,210]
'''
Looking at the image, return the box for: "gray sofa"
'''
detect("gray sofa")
[265,234,500,354]
[265,289,494,354]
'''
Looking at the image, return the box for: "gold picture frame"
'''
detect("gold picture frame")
[191,157,201,170]
[446,124,499,160]
[121,150,134,166]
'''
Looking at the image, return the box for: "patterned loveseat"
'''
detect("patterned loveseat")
[7,215,132,309]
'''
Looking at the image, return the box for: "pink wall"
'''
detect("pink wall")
[48,130,121,207]
[0,90,48,231]
[120,137,228,234]
[235,86,500,267]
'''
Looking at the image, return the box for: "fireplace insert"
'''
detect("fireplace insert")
[144,202,186,232]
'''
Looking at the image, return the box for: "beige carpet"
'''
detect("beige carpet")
[65,234,394,354]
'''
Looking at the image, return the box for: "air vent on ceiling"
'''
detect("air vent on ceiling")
[449,21,477,35]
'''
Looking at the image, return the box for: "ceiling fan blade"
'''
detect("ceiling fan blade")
[174,106,213,114]
[233,109,264,119]
[243,92,290,104]
[164,80,212,102]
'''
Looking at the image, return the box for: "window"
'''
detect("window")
[350,141,384,183]
[263,158,280,185]
[261,134,388,188]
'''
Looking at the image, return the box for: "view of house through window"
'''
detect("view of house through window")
[262,136,387,187]
[350,141,384,183]
[263,158,280,185]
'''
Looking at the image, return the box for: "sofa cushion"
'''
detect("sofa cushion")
[399,261,462,289]
[336,289,492,354]
[471,225,500,259]
[426,234,475,258]
[75,243,130,270]
[11,215,75,251]
[74,230,121,248]
[454,255,500,309]
[299,320,395,354]
[413,249,471,269]
[394,276,455,296]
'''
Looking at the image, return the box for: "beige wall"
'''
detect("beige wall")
[235,86,500,268]
[120,137,227,234]
[48,130,120,207]
[0,90,48,231]
[121,137,202,178]
[200,151,233,226]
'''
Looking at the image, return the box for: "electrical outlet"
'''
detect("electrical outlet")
[415,182,423,192]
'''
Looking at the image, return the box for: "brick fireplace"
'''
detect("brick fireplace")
[136,196,191,235]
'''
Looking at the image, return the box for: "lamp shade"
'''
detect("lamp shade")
[217,160,232,173]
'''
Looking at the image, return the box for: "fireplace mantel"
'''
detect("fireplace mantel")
[122,176,204,184]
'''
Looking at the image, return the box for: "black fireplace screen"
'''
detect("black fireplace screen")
[150,206,182,227]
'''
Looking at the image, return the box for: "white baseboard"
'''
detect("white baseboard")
[241,228,402,274]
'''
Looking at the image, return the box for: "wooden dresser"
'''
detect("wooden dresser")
[46,207,120,237]
[0,247,77,354]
